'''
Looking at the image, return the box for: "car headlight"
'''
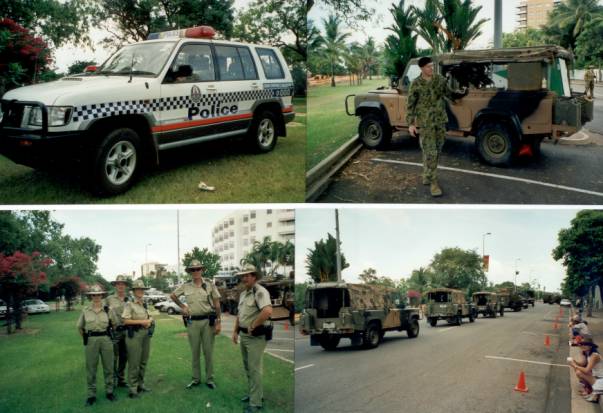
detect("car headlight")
[28,106,72,127]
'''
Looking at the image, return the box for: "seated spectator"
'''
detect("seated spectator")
[569,314,591,346]
[568,338,603,402]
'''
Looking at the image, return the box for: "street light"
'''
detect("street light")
[482,232,492,259]
[514,258,521,292]
[144,243,152,277]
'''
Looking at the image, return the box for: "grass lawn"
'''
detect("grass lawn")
[0,97,306,204]
[306,78,388,170]
[0,308,293,413]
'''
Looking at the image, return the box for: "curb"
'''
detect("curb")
[305,135,363,202]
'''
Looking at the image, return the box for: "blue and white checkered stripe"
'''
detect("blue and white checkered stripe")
[71,87,294,122]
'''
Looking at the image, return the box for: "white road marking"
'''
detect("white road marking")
[438,327,456,333]
[485,355,569,368]
[265,351,294,364]
[295,364,315,372]
[266,348,294,352]
[522,332,560,337]
[372,158,603,198]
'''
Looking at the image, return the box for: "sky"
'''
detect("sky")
[293,207,591,293]
[53,0,254,73]
[50,208,234,281]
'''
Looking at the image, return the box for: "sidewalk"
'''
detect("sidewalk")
[570,310,603,413]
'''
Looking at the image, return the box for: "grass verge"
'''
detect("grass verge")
[0,308,293,413]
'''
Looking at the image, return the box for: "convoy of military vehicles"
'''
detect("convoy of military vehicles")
[299,282,541,351]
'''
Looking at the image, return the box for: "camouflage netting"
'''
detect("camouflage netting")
[437,46,572,66]
[347,284,397,310]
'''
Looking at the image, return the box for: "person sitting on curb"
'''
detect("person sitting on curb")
[569,314,591,346]
[569,338,603,402]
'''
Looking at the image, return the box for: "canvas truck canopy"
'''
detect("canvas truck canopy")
[347,283,399,310]
[437,45,573,66]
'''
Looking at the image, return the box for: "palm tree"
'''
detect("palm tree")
[545,0,603,50]
[344,42,364,85]
[384,0,418,78]
[362,37,379,80]
[321,14,351,87]
[411,0,446,54]
[437,0,489,51]
[305,233,349,283]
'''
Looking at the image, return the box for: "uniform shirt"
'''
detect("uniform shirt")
[122,299,149,321]
[77,305,110,333]
[406,73,457,127]
[585,70,596,82]
[104,294,127,326]
[238,284,271,329]
[172,280,220,316]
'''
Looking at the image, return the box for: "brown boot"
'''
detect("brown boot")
[430,181,442,197]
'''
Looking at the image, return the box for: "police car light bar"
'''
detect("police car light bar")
[147,26,216,40]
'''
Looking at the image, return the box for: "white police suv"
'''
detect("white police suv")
[0,26,295,195]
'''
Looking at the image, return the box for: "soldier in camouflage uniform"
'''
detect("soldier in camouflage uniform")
[105,275,130,387]
[406,56,467,196]
[585,66,596,99]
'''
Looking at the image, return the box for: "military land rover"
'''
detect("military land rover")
[472,291,504,318]
[497,288,524,312]
[424,288,477,326]
[346,46,593,166]
[299,282,421,350]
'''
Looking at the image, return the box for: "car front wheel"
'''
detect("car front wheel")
[358,112,392,149]
[92,128,141,196]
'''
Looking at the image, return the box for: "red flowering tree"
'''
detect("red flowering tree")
[51,276,83,311]
[0,251,52,334]
[0,18,53,96]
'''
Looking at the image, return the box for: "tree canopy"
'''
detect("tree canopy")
[553,210,603,297]
[182,247,221,279]
[305,233,349,283]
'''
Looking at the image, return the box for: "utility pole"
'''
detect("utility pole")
[514,258,521,292]
[177,210,181,284]
[494,0,502,48]
[482,232,491,267]
[335,209,342,282]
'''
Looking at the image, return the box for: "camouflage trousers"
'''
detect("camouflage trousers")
[419,124,446,182]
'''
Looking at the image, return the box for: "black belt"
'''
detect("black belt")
[88,331,108,337]
[190,315,209,320]
[116,326,126,332]
[238,327,249,334]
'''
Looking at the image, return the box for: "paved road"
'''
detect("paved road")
[295,304,570,413]
[318,98,603,204]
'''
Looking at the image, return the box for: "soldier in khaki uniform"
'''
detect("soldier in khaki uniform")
[104,274,130,387]
[585,66,596,99]
[407,56,467,197]
[122,279,154,398]
[77,285,116,406]
[232,265,272,413]
[171,259,222,390]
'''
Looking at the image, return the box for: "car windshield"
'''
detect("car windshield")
[97,41,177,77]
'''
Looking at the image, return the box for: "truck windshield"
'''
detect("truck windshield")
[97,41,177,77]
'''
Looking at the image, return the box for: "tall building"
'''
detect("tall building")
[140,262,168,278]
[211,209,295,273]
[517,0,561,30]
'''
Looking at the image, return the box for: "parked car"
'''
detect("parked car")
[0,299,9,318]
[144,290,167,305]
[22,299,50,314]
[155,297,186,314]
[560,299,572,307]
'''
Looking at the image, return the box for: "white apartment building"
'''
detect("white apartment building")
[140,262,168,278]
[212,209,295,273]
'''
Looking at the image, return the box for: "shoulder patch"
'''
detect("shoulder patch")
[256,291,264,300]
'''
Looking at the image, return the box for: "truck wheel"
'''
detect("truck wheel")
[469,312,475,323]
[319,336,340,351]
[407,319,420,338]
[363,323,381,349]
[429,318,438,327]
[358,112,392,149]
[249,110,278,153]
[500,307,504,317]
[93,128,141,195]
[492,310,497,318]
[457,315,462,326]
[475,122,518,166]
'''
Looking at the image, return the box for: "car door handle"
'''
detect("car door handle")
[251,82,259,89]
[206,85,217,92]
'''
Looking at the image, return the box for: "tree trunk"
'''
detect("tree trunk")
[6,294,13,335]
[331,62,336,87]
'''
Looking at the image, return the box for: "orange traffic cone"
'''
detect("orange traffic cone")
[514,370,529,392]
[284,322,289,331]
[545,335,551,348]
